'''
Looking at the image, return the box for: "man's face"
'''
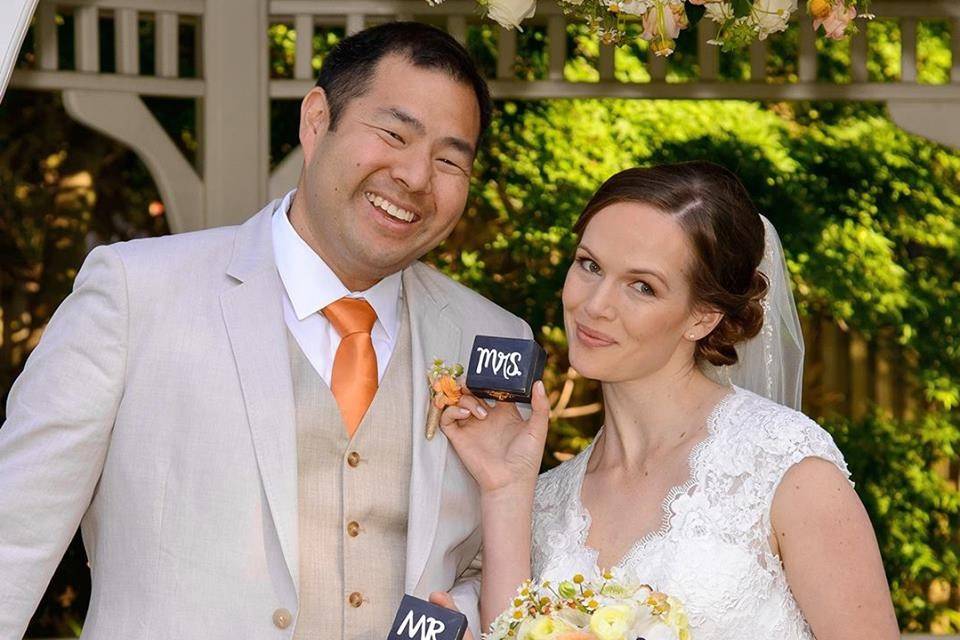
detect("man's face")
[292,54,481,290]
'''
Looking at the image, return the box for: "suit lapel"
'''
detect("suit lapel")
[404,264,462,592]
[220,203,300,591]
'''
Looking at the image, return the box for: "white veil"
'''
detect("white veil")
[703,215,805,410]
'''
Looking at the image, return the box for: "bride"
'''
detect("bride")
[432,162,899,639]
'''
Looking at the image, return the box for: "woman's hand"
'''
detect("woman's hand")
[439,381,550,496]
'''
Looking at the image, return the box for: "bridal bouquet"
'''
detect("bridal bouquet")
[425,0,870,56]
[485,573,690,640]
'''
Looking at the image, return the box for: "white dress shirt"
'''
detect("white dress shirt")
[272,189,403,385]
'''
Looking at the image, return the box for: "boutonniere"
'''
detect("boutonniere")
[425,358,465,440]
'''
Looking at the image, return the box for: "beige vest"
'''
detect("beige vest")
[291,307,413,639]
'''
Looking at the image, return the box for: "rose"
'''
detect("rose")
[641,2,686,56]
[664,597,691,640]
[589,605,634,640]
[813,0,856,38]
[485,0,537,30]
[517,614,575,640]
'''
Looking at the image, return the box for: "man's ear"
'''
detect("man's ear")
[686,308,724,342]
[299,87,332,161]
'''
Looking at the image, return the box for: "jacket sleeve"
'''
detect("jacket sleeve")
[449,546,483,639]
[0,244,128,638]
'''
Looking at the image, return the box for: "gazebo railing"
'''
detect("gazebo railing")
[8,0,960,231]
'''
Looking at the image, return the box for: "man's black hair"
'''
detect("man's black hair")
[315,21,493,146]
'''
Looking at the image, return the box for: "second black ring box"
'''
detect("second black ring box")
[465,335,547,404]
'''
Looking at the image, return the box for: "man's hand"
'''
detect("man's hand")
[428,591,475,640]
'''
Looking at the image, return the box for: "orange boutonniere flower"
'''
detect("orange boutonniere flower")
[425,359,465,440]
[432,374,463,408]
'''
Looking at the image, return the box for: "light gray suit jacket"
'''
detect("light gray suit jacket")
[0,199,532,639]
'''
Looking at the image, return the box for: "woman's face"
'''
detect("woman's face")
[562,201,714,383]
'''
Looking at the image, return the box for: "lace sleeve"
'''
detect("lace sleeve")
[758,405,853,530]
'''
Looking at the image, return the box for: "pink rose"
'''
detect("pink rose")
[642,3,682,41]
[813,0,857,39]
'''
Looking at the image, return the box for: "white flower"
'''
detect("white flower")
[749,0,797,38]
[704,0,734,22]
[602,0,654,15]
[485,0,537,30]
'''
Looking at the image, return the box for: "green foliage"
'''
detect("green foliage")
[826,412,960,631]
[0,90,168,639]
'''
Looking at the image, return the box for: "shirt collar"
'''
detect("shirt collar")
[271,189,403,339]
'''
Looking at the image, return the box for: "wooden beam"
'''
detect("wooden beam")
[37,1,58,71]
[294,13,314,80]
[12,68,204,95]
[115,8,139,75]
[598,43,615,81]
[548,15,566,81]
[750,39,766,82]
[497,26,517,80]
[156,11,179,78]
[202,0,269,227]
[851,23,868,83]
[74,5,99,72]
[798,19,816,82]
[446,14,467,45]
[901,17,917,82]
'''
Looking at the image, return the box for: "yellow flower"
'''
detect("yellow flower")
[664,596,691,640]
[807,0,832,18]
[573,574,585,584]
[589,605,634,640]
[517,615,574,640]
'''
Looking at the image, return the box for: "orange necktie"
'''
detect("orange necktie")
[323,297,379,437]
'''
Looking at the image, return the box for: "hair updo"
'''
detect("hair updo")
[572,161,769,367]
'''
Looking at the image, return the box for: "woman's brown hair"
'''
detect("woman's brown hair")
[573,161,769,366]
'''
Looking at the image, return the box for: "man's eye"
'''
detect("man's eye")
[382,129,404,144]
[438,158,465,171]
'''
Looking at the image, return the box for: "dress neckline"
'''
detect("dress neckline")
[572,386,739,572]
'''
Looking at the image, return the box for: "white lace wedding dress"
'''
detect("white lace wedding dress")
[531,386,851,639]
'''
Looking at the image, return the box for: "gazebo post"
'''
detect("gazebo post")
[201,0,270,227]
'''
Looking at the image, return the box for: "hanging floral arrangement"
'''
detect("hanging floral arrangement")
[425,0,871,56]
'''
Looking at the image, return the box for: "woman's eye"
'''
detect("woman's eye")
[632,281,656,296]
[577,257,601,275]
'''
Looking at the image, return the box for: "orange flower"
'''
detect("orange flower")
[432,374,462,408]
[556,632,597,640]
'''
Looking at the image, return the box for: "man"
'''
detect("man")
[0,22,530,639]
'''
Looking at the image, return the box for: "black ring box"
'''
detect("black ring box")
[464,335,547,404]
[387,594,468,640]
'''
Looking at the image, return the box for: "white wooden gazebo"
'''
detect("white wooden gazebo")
[4,0,960,235]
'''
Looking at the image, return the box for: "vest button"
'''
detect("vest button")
[272,607,292,629]
[347,521,360,537]
[348,591,364,608]
[347,451,361,467]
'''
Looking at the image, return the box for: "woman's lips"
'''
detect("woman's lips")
[576,322,617,347]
